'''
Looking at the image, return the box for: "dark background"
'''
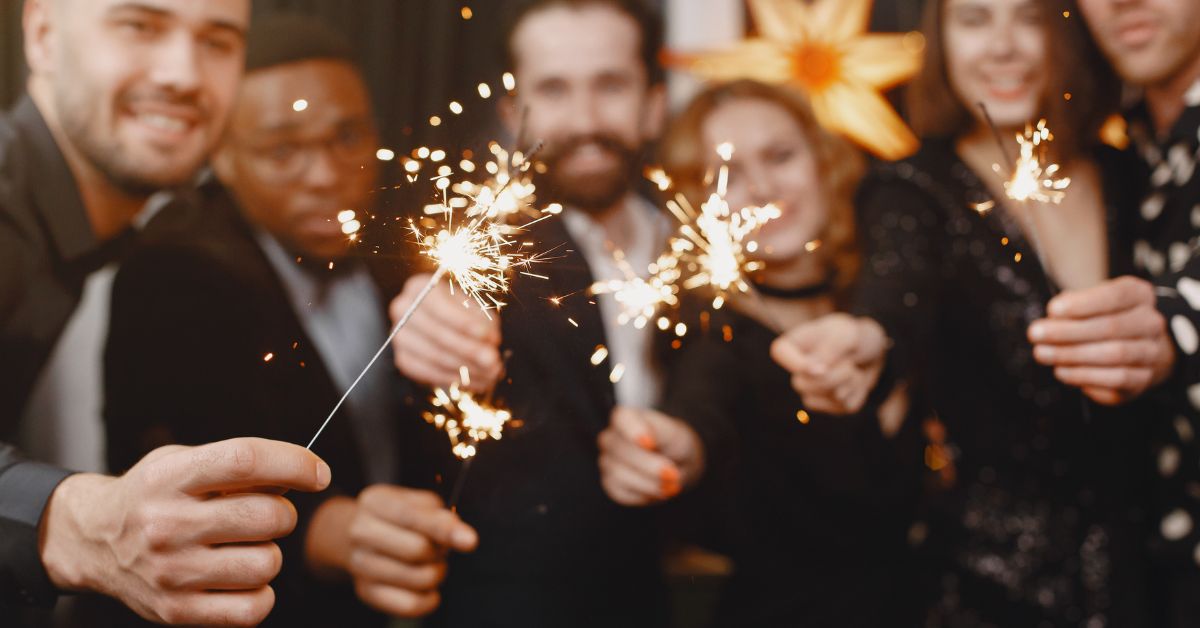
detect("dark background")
[0,0,926,160]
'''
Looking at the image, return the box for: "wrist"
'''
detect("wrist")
[305,495,358,580]
[39,473,117,593]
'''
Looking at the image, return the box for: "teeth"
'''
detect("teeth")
[989,78,1025,91]
[137,113,188,133]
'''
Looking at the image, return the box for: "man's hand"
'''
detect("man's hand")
[39,438,332,626]
[598,407,705,506]
[1029,275,1176,405]
[770,313,889,415]
[343,485,477,617]
[390,273,502,392]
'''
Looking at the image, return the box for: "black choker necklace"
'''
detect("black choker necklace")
[753,273,837,300]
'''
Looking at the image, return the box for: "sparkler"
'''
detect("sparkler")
[424,365,517,509]
[976,104,1071,294]
[305,146,555,450]
[586,145,783,335]
[1002,119,1071,205]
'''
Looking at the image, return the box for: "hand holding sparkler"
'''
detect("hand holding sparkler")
[597,406,705,506]
[771,313,890,415]
[1028,276,1176,406]
[306,487,477,618]
[390,273,503,392]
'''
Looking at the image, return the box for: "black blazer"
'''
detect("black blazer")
[413,213,671,628]
[97,181,410,628]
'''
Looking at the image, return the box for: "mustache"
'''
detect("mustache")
[120,88,209,119]
[540,133,636,165]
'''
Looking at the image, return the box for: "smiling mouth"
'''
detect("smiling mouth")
[982,76,1033,100]
[1114,19,1158,48]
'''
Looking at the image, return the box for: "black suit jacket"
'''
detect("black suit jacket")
[415,213,670,628]
[98,181,412,627]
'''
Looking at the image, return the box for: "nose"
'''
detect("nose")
[301,147,340,190]
[149,30,203,94]
[564,90,603,138]
[987,19,1019,59]
[741,167,777,208]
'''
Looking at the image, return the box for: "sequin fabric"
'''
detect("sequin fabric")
[852,138,1150,627]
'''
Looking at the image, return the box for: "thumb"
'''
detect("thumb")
[610,406,657,451]
[644,411,702,467]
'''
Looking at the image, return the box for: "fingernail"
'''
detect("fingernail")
[316,461,332,488]
[807,363,827,376]
[1028,323,1044,341]
[452,527,477,549]
[660,465,680,485]
[637,434,657,450]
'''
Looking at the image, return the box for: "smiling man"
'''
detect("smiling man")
[102,15,478,627]
[1,1,335,626]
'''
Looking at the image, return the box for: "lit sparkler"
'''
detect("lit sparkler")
[666,144,782,310]
[306,151,556,450]
[1002,119,1071,205]
[586,145,782,332]
[423,381,514,461]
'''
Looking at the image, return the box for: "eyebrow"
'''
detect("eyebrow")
[105,2,248,39]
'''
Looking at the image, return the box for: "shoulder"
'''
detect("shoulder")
[857,138,971,219]
[116,191,265,305]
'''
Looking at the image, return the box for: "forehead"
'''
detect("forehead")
[83,0,250,30]
[511,4,644,80]
[235,60,371,131]
[703,98,805,150]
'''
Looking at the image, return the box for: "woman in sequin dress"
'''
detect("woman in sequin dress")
[605,80,927,626]
[774,0,1153,625]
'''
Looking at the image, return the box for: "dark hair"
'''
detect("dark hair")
[501,0,664,84]
[907,0,1119,162]
[244,13,358,73]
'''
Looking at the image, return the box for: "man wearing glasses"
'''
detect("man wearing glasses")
[101,15,476,627]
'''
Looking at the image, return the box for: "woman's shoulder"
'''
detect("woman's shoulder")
[857,137,970,216]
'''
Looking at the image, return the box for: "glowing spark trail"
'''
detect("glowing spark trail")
[307,149,554,450]
[1003,119,1071,205]
[424,383,514,461]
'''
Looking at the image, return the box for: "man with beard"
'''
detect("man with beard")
[386,0,707,625]
[1,1,333,626]
[100,15,478,626]
[1026,0,1200,625]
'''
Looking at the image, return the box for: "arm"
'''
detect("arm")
[773,176,944,414]
[0,444,73,607]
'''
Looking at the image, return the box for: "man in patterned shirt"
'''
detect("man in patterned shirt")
[1029,0,1200,624]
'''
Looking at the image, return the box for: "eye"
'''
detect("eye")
[200,32,239,55]
[765,146,798,165]
[115,16,161,38]
[535,80,568,99]
[951,6,990,28]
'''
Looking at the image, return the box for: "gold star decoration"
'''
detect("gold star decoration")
[667,0,925,160]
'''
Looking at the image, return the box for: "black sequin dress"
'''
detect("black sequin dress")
[853,137,1152,627]
[661,303,926,627]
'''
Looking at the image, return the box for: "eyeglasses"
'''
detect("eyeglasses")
[238,122,378,183]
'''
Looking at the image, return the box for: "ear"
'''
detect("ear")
[23,0,55,77]
[642,82,668,140]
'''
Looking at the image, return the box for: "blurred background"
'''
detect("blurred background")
[0,0,926,168]
[0,2,926,626]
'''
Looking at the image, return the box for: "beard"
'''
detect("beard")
[533,132,644,216]
[56,80,211,197]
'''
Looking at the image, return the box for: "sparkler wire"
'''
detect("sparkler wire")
[306,265,449,450]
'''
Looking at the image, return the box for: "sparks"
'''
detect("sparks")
[667,147,782,307]
[424,383,513,460]
[306,146,556,451]
[1003,119,1071,205]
